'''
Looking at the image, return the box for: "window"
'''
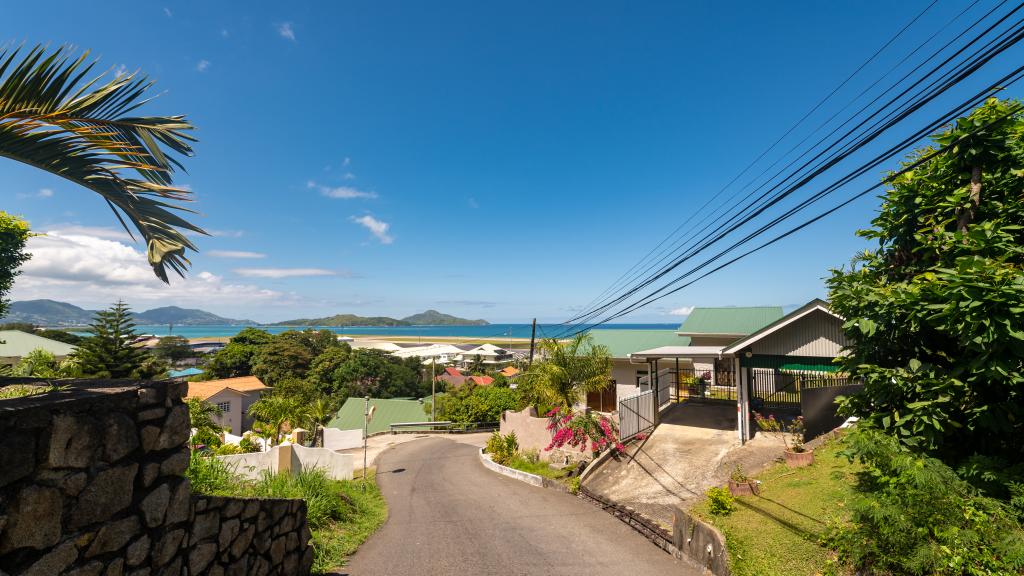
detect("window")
[635,370,649,386]
[216,401,231,413]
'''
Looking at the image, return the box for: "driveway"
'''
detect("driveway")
[340,437,696,575]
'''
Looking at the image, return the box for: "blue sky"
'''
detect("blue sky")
[3,1,1021,323]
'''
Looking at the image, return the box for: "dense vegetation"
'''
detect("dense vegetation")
[0,212,30,320]
[73,301,166,379]
[828,98,1024,573]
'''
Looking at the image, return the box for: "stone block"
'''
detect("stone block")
[159,447,189,478]
[189,542,218,575]
[207,566,225,576]
[104,558,125,576]
[140,426,160,453]
[301,545,314,574]
[125,535,150,567]
[226,558,248,576]
[156,405,189,451]
[152,528,185,567]
[22,540,78,576]
[37,469,87,496]
[191,511,220,545]
[269,536,286,566]
[155,556,181,576]
[218,518,240,551]
[165,381,186,401]
[164,479,190,525]
[0,431,35,489]
[286,531,298,552]
[141,462,160,487]
[136,407,166,422]
[251,557,270,576]
[86,515,140,557]
[138,386,163,406]
[241,500,259,520]
[126,569,151,576]
[229,525,255,560]
[47,413,99,468]
[140,482,170,528]
[65,561,104,576]
[104,413,140,463]
[69,464,138,529]
[222,499,243,519]
[0,485,62,553]
[282,551,299,576]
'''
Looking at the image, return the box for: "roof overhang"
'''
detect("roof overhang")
[722,298,841,355]
[628,345,730,362]
[674,331,747,338]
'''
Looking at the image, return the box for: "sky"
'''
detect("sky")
[2,1,1022,323]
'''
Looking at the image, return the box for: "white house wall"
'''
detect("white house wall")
[748,309,849,357]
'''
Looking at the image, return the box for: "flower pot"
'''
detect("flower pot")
[784,448,814,467]
[728,479,759,497]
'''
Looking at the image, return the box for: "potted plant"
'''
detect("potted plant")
[754,412,814,467]
[727,464,759,496]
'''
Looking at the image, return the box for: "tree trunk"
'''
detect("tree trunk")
[957,165,982,233]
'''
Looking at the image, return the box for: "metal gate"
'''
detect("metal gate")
[676,367,738,403]
[618,390,655,441]
[741,354,845,410]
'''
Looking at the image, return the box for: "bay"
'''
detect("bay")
[129,323,679,340]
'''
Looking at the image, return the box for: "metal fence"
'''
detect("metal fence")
[619,389,655,441]
[676,368,738,403]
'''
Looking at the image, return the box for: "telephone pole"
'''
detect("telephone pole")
[528,318,537,368]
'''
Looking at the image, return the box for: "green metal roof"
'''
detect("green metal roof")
[585,329,689,359]
[327,396,430,434]
[677,307,784,335]
[0,330,76,358]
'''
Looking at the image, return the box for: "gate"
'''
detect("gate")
[676,367,738,403]
[618,390,655,441]
[742,355,842,410]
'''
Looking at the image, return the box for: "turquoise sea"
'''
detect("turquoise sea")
[128,323,679,340]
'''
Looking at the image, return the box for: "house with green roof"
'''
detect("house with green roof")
[0,329,77,366]
[327,396,431,436]
[584,329,686,411]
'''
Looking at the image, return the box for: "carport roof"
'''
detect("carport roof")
[629,345,729,360]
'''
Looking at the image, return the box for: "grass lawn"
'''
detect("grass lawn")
[693,441,859,576]
[505,455,568,479]
[311,468,388,574]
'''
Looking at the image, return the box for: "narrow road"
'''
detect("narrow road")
[341,437,698,575]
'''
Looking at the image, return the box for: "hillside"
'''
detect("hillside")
[0,300,253,326]
[401,309,488,325]
[274,310,488,327]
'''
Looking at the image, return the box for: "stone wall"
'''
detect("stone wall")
[0,379,312,576]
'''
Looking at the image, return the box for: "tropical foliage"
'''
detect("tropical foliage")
[431,385,522,424]
[186,397,224,448]
[0,212,30,319]
[73,301,166,379]
[0,45,203,281]
[544,406,623,454]
[517,333,611,410]
[9,348,81,378]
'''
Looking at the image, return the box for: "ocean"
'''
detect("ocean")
[128,323,679,340]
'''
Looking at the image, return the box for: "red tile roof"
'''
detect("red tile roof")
[445,367,463,377]
[469,375,494,386]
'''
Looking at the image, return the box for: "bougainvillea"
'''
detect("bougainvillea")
[545,406,624,454]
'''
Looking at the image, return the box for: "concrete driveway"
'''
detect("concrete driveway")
[339,436,697,575]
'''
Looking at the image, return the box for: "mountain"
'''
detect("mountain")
[402,309,488,326]
[132,306,254,326]
[0,300,254,327]
[274,310,489,327]
[1,299,95,326]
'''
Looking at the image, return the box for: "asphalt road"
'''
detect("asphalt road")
[341,437,697,576]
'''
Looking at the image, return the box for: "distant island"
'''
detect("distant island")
[1,299,255,327]
[272,309,489,327]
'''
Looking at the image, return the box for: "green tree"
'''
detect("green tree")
[247,394,309,445]
[203,328,273,378]
[11,348,81,378]
[277,329,339,358]
[186,397,224,448]
[0,45,203,281]
[153,335,192,363]
[306,345,352,394]
[518,333,611,411]
[433,385,522,424]
[251,337,315,386]
[74,301,162,379]
[0,212,30,318]
[303,395,342,447]
[828,99,1024,472]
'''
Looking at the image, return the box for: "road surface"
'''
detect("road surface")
[341,437,697,575]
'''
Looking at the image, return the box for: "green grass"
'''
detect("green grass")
[693,441,859,576]
[505,455,568,479]
[186,454,388,574]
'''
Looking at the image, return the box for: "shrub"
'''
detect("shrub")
[706,486,736,516]
[213,443,245,455]
[545,407,623,454]
[827,429,1024,574]
[485,431,518,466]
[185,453,241,495]
[567,477,581,495]
[238,435,262,453]
[435,385,523,424]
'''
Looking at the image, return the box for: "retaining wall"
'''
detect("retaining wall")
[218,444,353,481]
[499,407,589,464]
[0,379,313,576]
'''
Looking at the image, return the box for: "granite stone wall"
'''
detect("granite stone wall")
[0,379,312,576]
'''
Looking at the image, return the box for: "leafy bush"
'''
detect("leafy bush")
[567,477,581,495]
[185,452,240,495]
[485,431,519,466]
[505,454,567,480]
[238,435,262,453]
[213,443,245,456]
[706,486,736,516]
[435,385,522,424]
[827,430,1024,574]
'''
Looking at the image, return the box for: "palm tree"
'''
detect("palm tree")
[518,333,612,411]
[247,394,309,446]
[186,397,224,448]
[303,395,342,447]
[0,45,204,281]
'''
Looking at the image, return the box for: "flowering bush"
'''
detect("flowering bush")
[545,406,624,454]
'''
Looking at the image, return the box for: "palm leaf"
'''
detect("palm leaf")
[0,44,204,282]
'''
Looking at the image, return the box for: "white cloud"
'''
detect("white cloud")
[669,305,695,316]
[196,60,211,72]
[277,22,296,41]
[233,268,336,278]
[163,7,172,17]
[342,172,356,180]
[351,215,393,244]
[12,231,284,308]
[19,188,54,199]
[207,250,266,259]
[44,225,132,241]
[113,64,127,78]
[308,180,376,199]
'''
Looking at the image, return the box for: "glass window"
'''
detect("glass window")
[216,401,231,413]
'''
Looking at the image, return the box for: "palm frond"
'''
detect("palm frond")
[0,44,204,282]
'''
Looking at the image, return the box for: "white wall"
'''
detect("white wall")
[323,428,363,451]
[216,444,355,481]
[217,450,277,480]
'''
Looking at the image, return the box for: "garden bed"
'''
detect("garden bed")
[693,441,859,576]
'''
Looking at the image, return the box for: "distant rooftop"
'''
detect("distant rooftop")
[186,376,268,400]
[585,329,688,359]
[0,330,76,359]
[677,306,784,337]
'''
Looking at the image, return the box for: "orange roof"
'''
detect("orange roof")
[499,366,520,377]
[187,376,269,400]
[469,375,494,386]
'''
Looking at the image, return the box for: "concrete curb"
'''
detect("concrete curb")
[478,448,545,487]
